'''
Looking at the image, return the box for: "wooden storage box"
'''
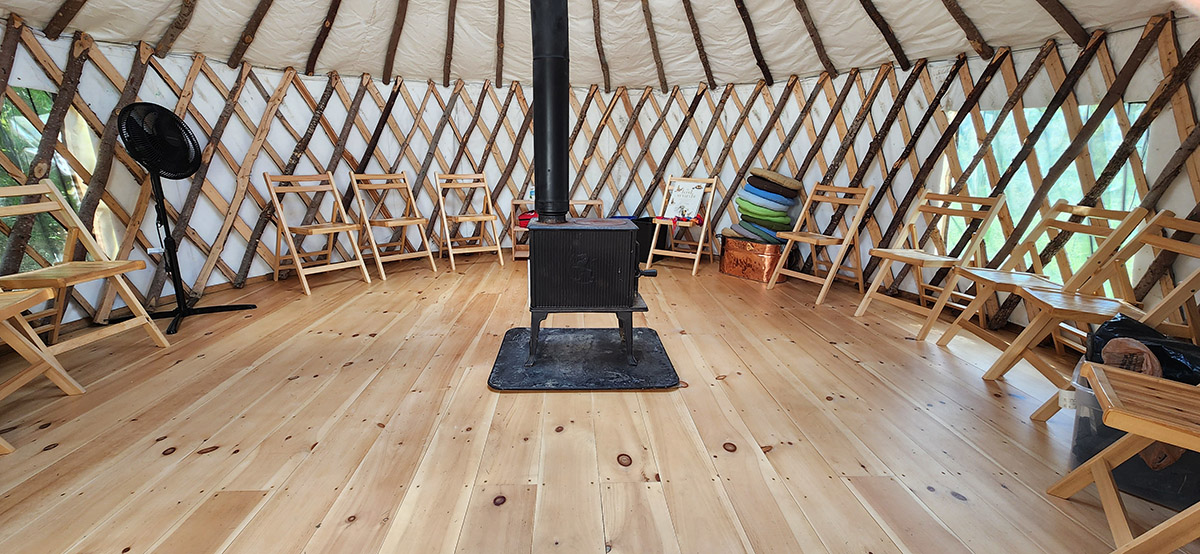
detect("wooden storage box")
[719,235,786,283]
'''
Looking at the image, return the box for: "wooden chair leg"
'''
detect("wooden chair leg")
[0,319,83,396]
[365,226,387,280]
[645,223,662,269]
[691,224,707,276]
[918,272,960,341]
[937,282,994,347]
[48,286,69,344]
[0,435,12,454]
[855,263,892,318]
[490,218,505,266]
[441,213,456,272]
[108,275,169,348]
[817,242,854,306]
[350,230,372,285]
[767,240,795,290]
[982,311,1056,381]
[1048,434,1155,499]
[1092,459,1135,546]
[1115,498,1200,554]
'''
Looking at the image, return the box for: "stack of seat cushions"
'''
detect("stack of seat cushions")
[731,170,804,244]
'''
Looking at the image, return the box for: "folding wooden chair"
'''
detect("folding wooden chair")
[965,211,1200,421]
[767,184,874,305]
[854,191,1007,319]
[265,172,371,295]
[1048,363,1200,553]
[0,181,168,353]
[924,202,1149,343]
[0,288,83,454]
[348,172,437,278]
[435,173,504,271]
[645,176,718,276]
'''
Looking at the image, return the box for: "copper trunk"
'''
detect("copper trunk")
[719,236,786,283]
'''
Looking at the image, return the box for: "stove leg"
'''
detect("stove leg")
[527,311,548,367]
[617,311,637,365]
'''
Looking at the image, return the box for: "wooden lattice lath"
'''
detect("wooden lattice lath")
[1,10,1200,335]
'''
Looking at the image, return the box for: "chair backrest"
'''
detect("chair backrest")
[896,191,1008,265]
[1003,200,1147,278]
[1083,211,1200,327]
[349,172,419,221]
[0,180,108,264]
[264,172,354,228]
[659,176,716,221]
[794,184,873,236]
[436,173,496,215]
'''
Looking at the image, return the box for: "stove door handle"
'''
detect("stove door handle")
[638,268,658,278]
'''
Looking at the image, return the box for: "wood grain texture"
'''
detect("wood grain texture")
[305,0,342,75]
[227,0,273,67]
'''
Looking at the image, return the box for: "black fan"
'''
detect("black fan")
[118,102,255,334]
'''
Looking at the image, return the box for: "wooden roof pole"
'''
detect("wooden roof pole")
[1034,0,1089,48]
[733,0,773,85]
[443,0,458,86]
[305,0,342,75]
[938,0,995,59]
[228,0,273,67]
[155,0,196,57]
[857,0,910,70]
[495,0,505,84]
[44,0,87,40]
[681,0,716,88]
[791,0,836,76]
[591,0,611,92]
[641,0,668,92]
[383,0,410,83]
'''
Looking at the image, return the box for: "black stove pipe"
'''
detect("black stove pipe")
[531,0,569,224]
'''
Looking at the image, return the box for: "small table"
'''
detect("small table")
[508,199,604,261]
[1047,363,1200,553]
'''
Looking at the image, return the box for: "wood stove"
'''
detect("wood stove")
[526,218,655,366]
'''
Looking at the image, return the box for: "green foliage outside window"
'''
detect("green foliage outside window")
[945,103,1148,286]
[0,87,83,273]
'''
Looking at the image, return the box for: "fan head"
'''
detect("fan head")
[118,102,202,180]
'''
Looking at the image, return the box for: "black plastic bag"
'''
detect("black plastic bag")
[1088,314,1200,385]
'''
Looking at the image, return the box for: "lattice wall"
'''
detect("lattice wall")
[2,12,1200,330]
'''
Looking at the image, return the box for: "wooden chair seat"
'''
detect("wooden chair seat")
[290,222,361,235]
[957,267,1061,292]
[868,248,959,267]
[776,230,841,246]
[367,216,427,228]
[446,213,499,223]
[1048,363,1200,553]
[0,260,145,289]
[1018,286,1132,321]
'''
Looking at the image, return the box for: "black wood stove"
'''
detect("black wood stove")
[488,0,676,390]
[526,218,656,366]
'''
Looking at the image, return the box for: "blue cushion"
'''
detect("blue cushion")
[744,184,796,206]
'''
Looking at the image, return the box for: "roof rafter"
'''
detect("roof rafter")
[857,0,910,70]
[591,0,612,92]
[640,0,668,92]
[732,0,773,84]
[791,0,836,76]
[305,0,342,75]
[383,0,410,83]
[680,0,716,89]
[155,0,196,57]
[1033,0,1089,47]
[939,0,995,59]
[443,0,458,86]
[228,0,274,68]
[44,0,87,40]
[495,0,505,84]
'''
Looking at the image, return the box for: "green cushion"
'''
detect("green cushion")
[735,197,790,222]
[743,215,792,232]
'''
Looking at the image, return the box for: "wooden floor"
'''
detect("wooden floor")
[0,256,1195,553]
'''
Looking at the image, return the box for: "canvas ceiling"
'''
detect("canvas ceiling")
[0,0,1181,87]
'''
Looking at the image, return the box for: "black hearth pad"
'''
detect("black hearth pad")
[489,327,678,391]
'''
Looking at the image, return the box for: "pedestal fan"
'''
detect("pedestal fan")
[117,102,255,334]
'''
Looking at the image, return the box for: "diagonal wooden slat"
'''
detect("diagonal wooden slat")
[792,0,836,75]
[939,0,994,59]
[858,0,910,70]
[154,0,196,57]
[229,0,273,68]
[680,0,716,89]
[305,0,342,75]
[732,0,773,85]
[44,1,87,40]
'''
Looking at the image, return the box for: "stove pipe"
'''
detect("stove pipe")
[531,0,570,224]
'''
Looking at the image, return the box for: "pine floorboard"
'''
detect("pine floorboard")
[0,256,1196,553]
